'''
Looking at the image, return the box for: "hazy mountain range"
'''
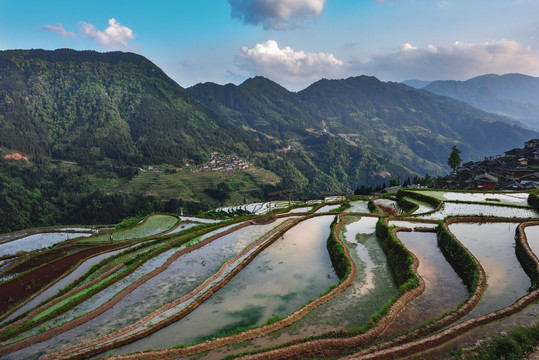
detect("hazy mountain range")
[0,49,537,196]
[403,73,539,131]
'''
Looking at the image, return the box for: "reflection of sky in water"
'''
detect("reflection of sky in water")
[342,217,378,295]
[404,197,435,215]
[388,221,438,229]
[112,216,337,354]
[315,204,339,213]
[442,192,529,206]
[374,198,403,214]
[6,220,290,360]
[0,232,92,256]
[449,222,530,318]
[418,203,538,220]
[525,226,539,258]
[381,231,468,337]
[344,200,370,213]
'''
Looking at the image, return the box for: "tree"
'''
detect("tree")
[448,145,462,173]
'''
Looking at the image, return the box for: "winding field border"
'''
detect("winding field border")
[45,217,301,359]
[0,245,128,325]
[48,213,356,360]
[338,217,539,359]
[77,215,427,360]
[0,220,252,356]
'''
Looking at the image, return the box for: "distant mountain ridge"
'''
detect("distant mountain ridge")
[190,75,537,176]
[0,49,537,197]
[416,73,539,131]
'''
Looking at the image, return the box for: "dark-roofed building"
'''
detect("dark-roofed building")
[524,139,539,148]
[474,173,498,191]
[505,148,523,159]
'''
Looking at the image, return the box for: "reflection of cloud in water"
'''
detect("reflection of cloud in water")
[449,222,530,317]
[342,217,379,295]
[481,258,509,296]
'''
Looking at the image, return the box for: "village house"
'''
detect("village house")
[436,139,539,191]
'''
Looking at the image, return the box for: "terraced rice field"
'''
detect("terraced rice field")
[1,191,539,360]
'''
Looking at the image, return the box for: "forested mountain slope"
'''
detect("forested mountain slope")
[0,49,269,167]
[190,75,537,175]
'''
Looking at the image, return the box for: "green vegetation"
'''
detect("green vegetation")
[375,218,418,290]
[451,323,539,360]
[515,227,539,290]
[397,189,441,211]
[448,145,462,173]
[78,214,178,243]
[528,192,539,210]
[0,218,241,340]
[326,217,351,279]
[437,223,479,292]
[368,199,378,213]
[1,49,536,234]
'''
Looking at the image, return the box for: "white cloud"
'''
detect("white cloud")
[236,40,343,86]
[354,39,539,81]
[79,18,136,50]
[42,23,76,39]
[228,0,326,30]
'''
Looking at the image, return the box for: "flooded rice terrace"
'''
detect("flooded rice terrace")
[449,222,531,318]
[113,215,338,354]
[379,231,468,338]
[2,190,539,360]
[5,219,292,359]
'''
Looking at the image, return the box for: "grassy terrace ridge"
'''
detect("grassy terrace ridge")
[88,166,280,206]
[0,217,250,341]
[2,191,539,360]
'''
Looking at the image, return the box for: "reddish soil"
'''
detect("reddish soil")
[0,244,121,316]
[377,204,397,215]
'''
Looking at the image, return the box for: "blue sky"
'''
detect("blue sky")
[1,0,538,90]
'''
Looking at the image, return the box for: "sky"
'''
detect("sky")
[1,0,538,91]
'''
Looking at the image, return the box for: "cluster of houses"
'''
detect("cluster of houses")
[436,139,539,191]
[198,152,251,172]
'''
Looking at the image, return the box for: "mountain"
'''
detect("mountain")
[422,73,539,131]
[189,76,321,139]
[190,75,537,176]
[1,49,537,215]
[0,49,415,203]
[401,79,433,89]
[0,49,270,167]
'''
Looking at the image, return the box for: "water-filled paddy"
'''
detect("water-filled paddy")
[6,247,179,344]
[417,202,538,220]
[449,222,531,318]
[379,231,468,338]
[80,214,179,243]
[2,246,133,323]
[315,204,339,213]
[374,198,403,214]
[163,222,200,235]
[410,190,530,206]
[0,232,92,257]
[4,219,291,359]
[344,200,370,213]
[202,216,399,359]
[387,220,438,230]
[112,215,338,354]
[291,216,398,331]
[403,197,436,215]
